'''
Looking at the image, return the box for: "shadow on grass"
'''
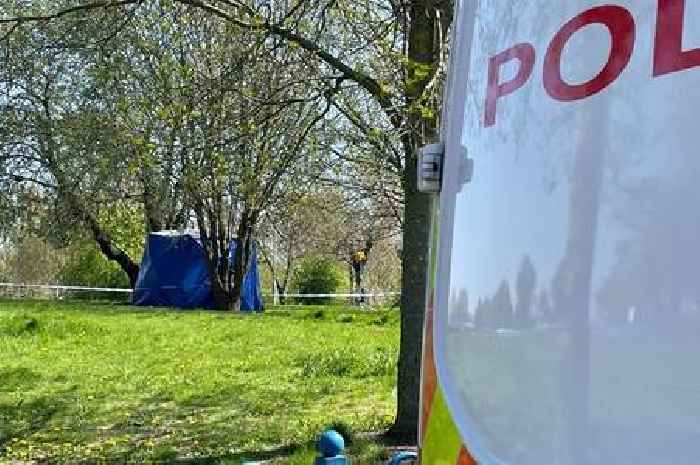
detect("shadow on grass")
[0,369,71,454]
[1,385,394,465]
[67,438,316,465]
[171,441,315,464]
[0,367,41,393]
[53,392,316,464]
[0,397,61,451]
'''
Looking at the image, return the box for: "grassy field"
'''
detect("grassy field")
[0,299,400,464]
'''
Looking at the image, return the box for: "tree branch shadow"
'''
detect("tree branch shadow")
[0,368,71,454]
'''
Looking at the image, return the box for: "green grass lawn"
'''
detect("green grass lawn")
[0,300,400,464]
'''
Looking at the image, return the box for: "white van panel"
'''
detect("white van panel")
[435,1,700,464]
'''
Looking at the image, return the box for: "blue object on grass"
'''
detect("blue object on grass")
[315,430,346,465]
[133,231,215,309]
[228,239,264,312]
[133,231,264,311]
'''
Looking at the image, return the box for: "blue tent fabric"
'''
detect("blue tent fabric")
[133,231,264,311]
[134,232,215,309]
[228,240,264,312]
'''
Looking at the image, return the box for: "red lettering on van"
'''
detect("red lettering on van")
[544,5,635,101]
[654,0,700,76]
[484,44,536,127]
[483,1,697,127]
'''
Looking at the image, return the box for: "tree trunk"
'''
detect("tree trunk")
[229,240,245,311]
[230,238,253,311]
[54,168,141,289]
[557,105,606,465]
[389,0,443,443]
[229,212,256,311]
[210,277,231,310]
[192,203,230,310]
[348,261,355,293]
[84,214,140,288]
[275,280,284,305]
[391,147,433,443]
[142,179,164,233]
[260,248,280,305]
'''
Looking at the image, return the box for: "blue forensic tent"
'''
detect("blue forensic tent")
[229,239,264,312]
[133,231,263,311]
[133,231,214,309]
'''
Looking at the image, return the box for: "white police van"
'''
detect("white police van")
[418,1,700,464]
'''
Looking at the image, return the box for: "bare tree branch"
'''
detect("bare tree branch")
[0,0,139,24]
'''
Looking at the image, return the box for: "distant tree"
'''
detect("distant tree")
[551,259,569,323]
[515,255,537,329]
[363,237,402,297]
[293,256,343,305]
[259,191,348,303]
[538,289,555,325]
[492,280,514,329]
[473,282,514,330]
[0,235,63,285]
[474,297,489,329]
[0,20,143,286]
[260,184,401,305]
[450,288,470,326]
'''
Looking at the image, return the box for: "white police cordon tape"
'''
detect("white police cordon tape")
[0,283,133,293]
[0,283,400,299]
[263,292,400,298]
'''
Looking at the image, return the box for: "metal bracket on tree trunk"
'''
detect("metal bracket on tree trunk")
[418,143,474,194]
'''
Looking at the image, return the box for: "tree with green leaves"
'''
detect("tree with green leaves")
[1,0,453,439]
[0,18,144,285]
